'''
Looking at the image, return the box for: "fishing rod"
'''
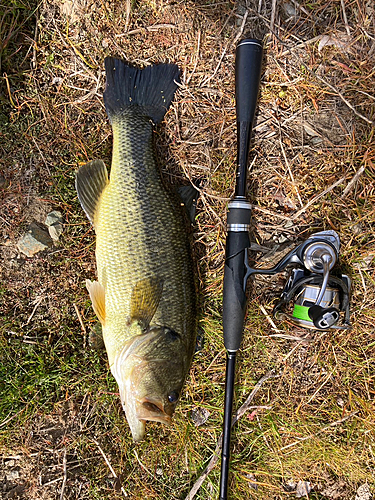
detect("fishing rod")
[220,38,263,500]
[220,39,351,499]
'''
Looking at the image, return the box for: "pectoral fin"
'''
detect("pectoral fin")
[75,160,109,224]
[86,279,106,325]
[130,277,163,329]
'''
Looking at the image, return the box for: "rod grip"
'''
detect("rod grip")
[235,39,263,198]
[236,39,263,124]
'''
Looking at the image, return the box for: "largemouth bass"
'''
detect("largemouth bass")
[76,57,197,441]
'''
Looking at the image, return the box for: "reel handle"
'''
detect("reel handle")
[308,305,340,329]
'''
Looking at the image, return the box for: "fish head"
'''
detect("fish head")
[112,326,188,442]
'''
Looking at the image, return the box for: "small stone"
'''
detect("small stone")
[246,473,258,490]
[352,223,363,235]
[282,480,296,492]
[282,2,297,17]
[355,484,372,500]
[156,467,163,476]
[273,233,289,244]
[45,210,63,226]
[48,221,64,241]
[191,407,210,427]
[17,223,53,257]
[296,480,312,498]
[6,470,20,481]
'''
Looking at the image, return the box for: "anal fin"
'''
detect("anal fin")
[86,279,106,325]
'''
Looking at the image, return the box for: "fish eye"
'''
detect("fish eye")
[167,391,179,403]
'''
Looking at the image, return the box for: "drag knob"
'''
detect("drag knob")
[308,305,340,329]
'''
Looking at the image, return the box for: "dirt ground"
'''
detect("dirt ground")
[1,0,375,499]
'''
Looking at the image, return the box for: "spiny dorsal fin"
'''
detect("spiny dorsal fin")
[86,279,106,325]
[177,184,199,223]
[75,160,109,224]
[130,277,163,330]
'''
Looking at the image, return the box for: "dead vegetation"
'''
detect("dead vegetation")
[1,0,375,498]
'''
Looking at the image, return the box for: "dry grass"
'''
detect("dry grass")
[1,0,375,498]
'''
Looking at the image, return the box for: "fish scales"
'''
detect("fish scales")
[76,57,197,441]
[96,114,196,361]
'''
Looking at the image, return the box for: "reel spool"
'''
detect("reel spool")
[247,230,351,331]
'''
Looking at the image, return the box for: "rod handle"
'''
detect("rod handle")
[235,39,263,198]
[236,39,263,123]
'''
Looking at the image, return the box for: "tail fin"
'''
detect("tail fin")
[103,57,180,125]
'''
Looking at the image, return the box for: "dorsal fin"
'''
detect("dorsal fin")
[75,160,109,224]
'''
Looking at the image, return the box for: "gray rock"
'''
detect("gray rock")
[6,469,20,481]
[45,210,63,226]
[282,480,296,492]
[17,223,53,257]
[48,221,64,241]
[246,473,258,490]
[355,484,372,500]
[191,407,210,427]
[296,480,312,498]
[45,211,64,240]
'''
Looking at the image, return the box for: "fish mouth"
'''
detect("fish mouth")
[136,398,172,425]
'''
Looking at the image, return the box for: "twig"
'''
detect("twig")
[118,24,176,36]
[133,450,154,478]
[186,30,201,85]
[268,333,311,342]
[341,165,366,198]
[279,35,322,57]
[23,296,44,327]
[280,411,359,451]
[290,0,320,19]
[340,0,351,36]
[0,408,25,428]
[59,449,67,500]
[291,176,346,220]
[270,0,277,36]
[73,303,86,349]
[125,0,131,32]
[185,371,277,500]
[201,9,249,87]
[233,10,249,45]
[259,304,283,332]
[93,439,128,497]
[253,204,293,221]
[184,438,222,500]
[279,135,303,208]
[233,371,278,425]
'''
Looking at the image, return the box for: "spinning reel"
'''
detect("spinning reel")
[247,230,351,330]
